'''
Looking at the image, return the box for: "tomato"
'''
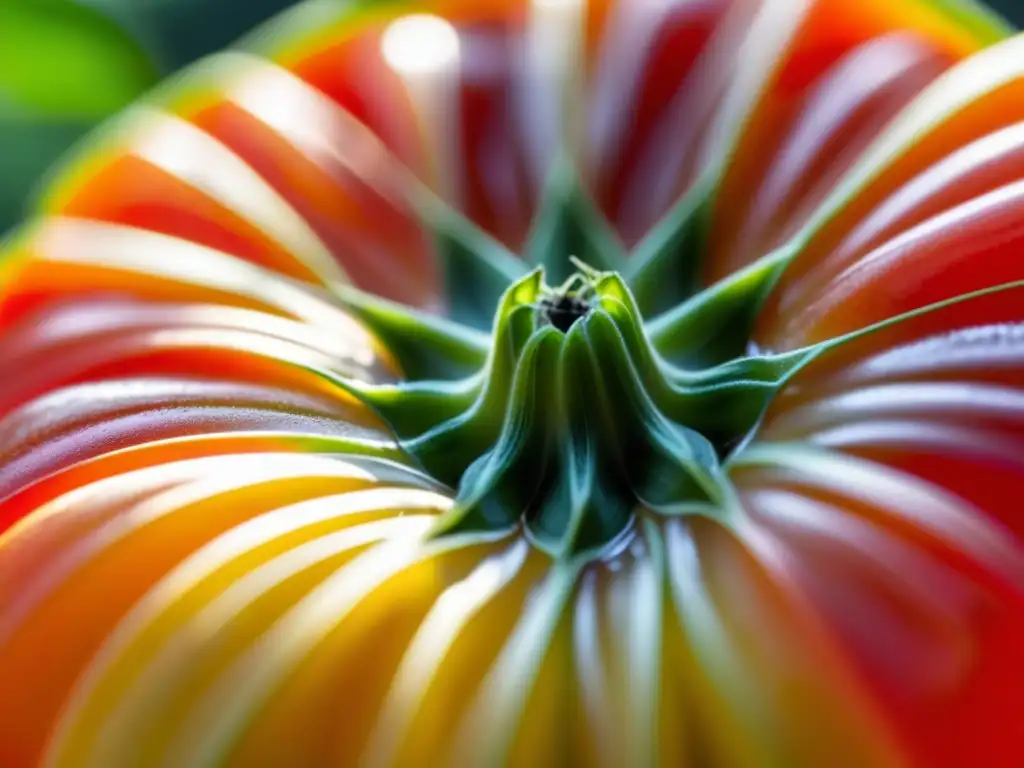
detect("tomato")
[1,0,1023,765]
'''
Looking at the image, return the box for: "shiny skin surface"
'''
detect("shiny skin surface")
[1,0,1024,765]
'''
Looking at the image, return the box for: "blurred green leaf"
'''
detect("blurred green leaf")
[0,0,301,235]
[0,0,159,233]
[0,0,159,118]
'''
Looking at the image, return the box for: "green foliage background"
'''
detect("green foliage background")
[0,0,297,234]
[0,0,1022,235]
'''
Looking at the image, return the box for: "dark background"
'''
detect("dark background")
[990,0,1023,25]
[154,0,1024,77]
[140,0,1024,80]
[149,1,1024,67]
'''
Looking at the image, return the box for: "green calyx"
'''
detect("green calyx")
[329,126,1024,560]
[339,264,815,559]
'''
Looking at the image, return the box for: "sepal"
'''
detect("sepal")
[525,157,628,283]
[645,247,790,367]
[527,324,636,557]
[625,183,711,317]
[432,328,563,536]
[334,282,490,380]
[582,311,723,509]
[413,189,527,330]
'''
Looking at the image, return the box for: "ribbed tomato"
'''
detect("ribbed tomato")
[2,0,1024,765]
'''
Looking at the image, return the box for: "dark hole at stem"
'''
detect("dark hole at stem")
[542,293,591,333]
